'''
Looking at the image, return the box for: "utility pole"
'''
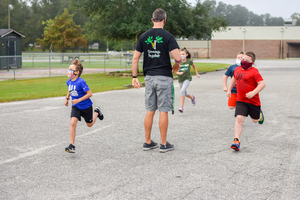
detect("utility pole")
[8,0,10,29]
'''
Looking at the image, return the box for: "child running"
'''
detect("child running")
[64,59,104,153]
[175,47,200,113]
[223,51,244,109]
[227,52,265,151]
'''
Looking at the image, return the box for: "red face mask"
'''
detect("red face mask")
[241,60,253,70]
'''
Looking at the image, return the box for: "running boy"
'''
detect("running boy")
[64,59,104,153]
[227,52,265,151]
[175,48,200,113]
[223,51,243,109]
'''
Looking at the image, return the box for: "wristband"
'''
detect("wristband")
[175,58,182,63]
[132,76,138,78]
[65,97,70,100]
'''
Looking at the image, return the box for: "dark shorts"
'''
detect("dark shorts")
[71,106,93,123]
[235,101,260,120]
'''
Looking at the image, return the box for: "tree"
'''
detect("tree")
[291,13,300,26]
[205,0,284,26]
[71,0,228,41]
[37,9,87,61]
[247,12,264,26]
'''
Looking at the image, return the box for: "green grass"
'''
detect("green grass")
[0,63,230,103]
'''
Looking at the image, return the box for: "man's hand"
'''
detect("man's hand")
[172,62,180,74]
[132,78,140,89]
[223,86,228,92]
[246,91,256,99]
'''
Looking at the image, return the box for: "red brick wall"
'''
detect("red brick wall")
[283,40,300,58]
[211,40,243,58]
[211,40,300,59]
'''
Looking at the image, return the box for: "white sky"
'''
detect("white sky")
[187,0,299,19]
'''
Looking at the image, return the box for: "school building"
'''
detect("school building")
[176,26,300,59]
[210,26,300,59]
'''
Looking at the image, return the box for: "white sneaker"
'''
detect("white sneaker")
[178,107,184,113]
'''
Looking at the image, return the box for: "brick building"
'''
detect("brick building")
[211,26,300,59]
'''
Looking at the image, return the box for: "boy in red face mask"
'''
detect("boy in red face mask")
[226,52,265,151]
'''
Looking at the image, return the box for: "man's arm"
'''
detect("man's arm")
[246,80,266,99]
[170,48,181,74]
[132,50,142,89]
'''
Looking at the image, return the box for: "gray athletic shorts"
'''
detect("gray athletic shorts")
[144,75,173,112]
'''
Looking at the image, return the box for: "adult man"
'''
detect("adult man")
[132,8,181,153]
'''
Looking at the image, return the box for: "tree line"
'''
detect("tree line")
[0,0,298,52]
[204,0,285,26]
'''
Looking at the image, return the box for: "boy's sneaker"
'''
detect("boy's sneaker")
[231,138,240,151]
[94,106,104,120]
[191,95,196,106]
[65,144,75,153]
[159,141,175,153]
[178,107,184,113]
[258,109,264,124]
[143,140,159,151]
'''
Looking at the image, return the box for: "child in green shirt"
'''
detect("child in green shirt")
[175,48,200,113]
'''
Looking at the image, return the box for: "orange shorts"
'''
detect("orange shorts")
[228,93,237,107]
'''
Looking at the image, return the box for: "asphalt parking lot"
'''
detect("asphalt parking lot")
[0,59,300,199]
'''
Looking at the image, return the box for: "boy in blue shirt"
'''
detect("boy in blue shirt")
[64,59,104,153]
[223,52,244,109]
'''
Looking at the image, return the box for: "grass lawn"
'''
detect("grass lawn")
[0,63,230,103]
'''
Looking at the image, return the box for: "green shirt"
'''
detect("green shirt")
[178,59,193,83]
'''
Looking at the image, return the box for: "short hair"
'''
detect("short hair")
[244,51,256,63]
[152,8,167,22]
[237,51,244,55]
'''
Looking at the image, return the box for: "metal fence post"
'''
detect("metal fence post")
[13,62,16,80]
[104,54,106,73]
[89,54,90,68]
[32,53,34,68]
[49,55,51,77]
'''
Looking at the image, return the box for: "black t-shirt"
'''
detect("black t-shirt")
[136,28,179,78]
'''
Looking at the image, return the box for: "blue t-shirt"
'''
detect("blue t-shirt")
[225,64,238,94]
[66,77,93,110]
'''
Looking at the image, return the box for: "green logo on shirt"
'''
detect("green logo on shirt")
[145,36,163,50]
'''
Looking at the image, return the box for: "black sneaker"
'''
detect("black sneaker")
[94,106,104,120]
[159,141,175,153]
[143,140,159,151]
[65,144,75,153]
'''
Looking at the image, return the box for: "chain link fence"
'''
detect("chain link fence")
[0,52,142,80]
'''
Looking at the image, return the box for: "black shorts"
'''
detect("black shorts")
[71,106,93,123]
[235,101,260,120]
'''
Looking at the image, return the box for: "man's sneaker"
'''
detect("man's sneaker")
[159,141,175,153]
[178,107,184,113]
[143,140,159,151]
[231,138,240,151]
[191,95,196,106]
[94,106,104,120]
[65,144,75,153]
[258,109,264,124]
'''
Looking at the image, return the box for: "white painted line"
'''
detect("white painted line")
[0,125,111,165]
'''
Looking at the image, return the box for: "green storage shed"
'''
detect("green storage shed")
[0,29,25,69]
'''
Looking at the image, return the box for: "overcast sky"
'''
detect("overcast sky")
[187,0,299,19]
